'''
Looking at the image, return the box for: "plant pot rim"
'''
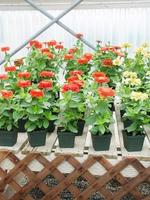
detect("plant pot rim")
[0,129,18,133]
[122,130,145,136]
[27,129,47,134]
[90,131,112,136]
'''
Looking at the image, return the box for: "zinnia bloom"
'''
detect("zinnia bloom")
[47,40,57,46]
[17,80,31,88]
[55,43,64,49]
[1,90,13,99]
[98,87,115,98]
[84,53,93,61]
[100,47,109,52]
[38,80,53,89]
[77,57,89,65]
[69,70,83,76]
[62,83,80,93]
[101,59,113,67]
[68,48,78,54]
[67,76,79,83]
[43,52,54,59]
[76,33,83,39]
[29,40,42,49]
[64,54,74,60]
[39,71,55,78]
[5,66,17,72]
[0,74,8,80]
[29,89,44,98]
[41,48,50,53]
[1,47,10,52]
[95,76,110,84]
[18,72,31,79]
[92,71,106,79]
[72,80,84,87]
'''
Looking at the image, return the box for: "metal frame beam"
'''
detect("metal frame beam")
[0,0,84,65]
[25,0,96,51]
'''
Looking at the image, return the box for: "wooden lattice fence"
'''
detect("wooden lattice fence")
[0,151,149,200]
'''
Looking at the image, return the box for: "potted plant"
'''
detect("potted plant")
[121,91,150,151]
[56,81,86,148]
[85,85,115,151]
[0,90,18,146]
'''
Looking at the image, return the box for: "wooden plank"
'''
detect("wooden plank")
[88,120,118,159]
[54,126,88,157]
[117,121,150,161]
[22,130,57,155]
[144,126,150,148]
[0,133,28,154]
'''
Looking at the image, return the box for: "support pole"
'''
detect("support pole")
[0,0,83,65]
[24,0,96,51]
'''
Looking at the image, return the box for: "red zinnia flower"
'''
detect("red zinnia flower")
[43,51,54,59]
[38,80,53,89]
[64,54,74,60]
[39,71,55,78]
[68,48,78,54]
[67,76,79,83]
[94,76,110,84]
[1,90,13,99]
[69,70,83,76]
[18,72,31,79]
[100,47,109,52]
[72,80,84,87]
[17,80,31,88]
[115,51,125,57]
[41,48,50,53]
[98,87,115,98]
[1,47,10,52]
[5,66,17,72]
[62,83,80,93]
[55,43,64,49]
[76,33,83,39]
[29,40,42,49]
[77,57,89,65]
[84,53,93,61]
[29,89,44,98]
[47,40,57,46]
[92,71,106,79]
[101,59,113,67]
[0,74,8,80]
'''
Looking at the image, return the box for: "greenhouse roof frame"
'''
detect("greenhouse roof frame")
[0,0,150,10]
[0,0,96,65]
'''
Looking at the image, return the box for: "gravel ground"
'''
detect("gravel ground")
[3,175,150,200]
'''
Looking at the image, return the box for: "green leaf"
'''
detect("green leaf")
[29,115,39,122]
[43,119,49,129]
[68,123,78,133]
[127,122,138,132]
[27,124,36,132]
[86,115,96,125]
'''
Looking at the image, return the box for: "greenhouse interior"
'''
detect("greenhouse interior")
[0,0,149,200]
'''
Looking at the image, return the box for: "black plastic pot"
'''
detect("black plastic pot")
[76,120,85,136]
[18,119,26,132]
[122,130,145,151]
[47,120,55,133]
[0,130,18,146]
[27,129,47,147]
[57,129,75,148]
[91,132,112,151]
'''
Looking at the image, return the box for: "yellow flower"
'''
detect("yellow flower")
[130,91,148,101]
[146,71,150,76]
[123,71,137,78]
[121,42,132,48]
[135,47,145,54]
[141,42,149,48]
[130,78,141,86]
[113,57,123,66]
[143,51,150,59]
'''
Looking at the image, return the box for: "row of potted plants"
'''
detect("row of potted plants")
[0,38,149,152]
